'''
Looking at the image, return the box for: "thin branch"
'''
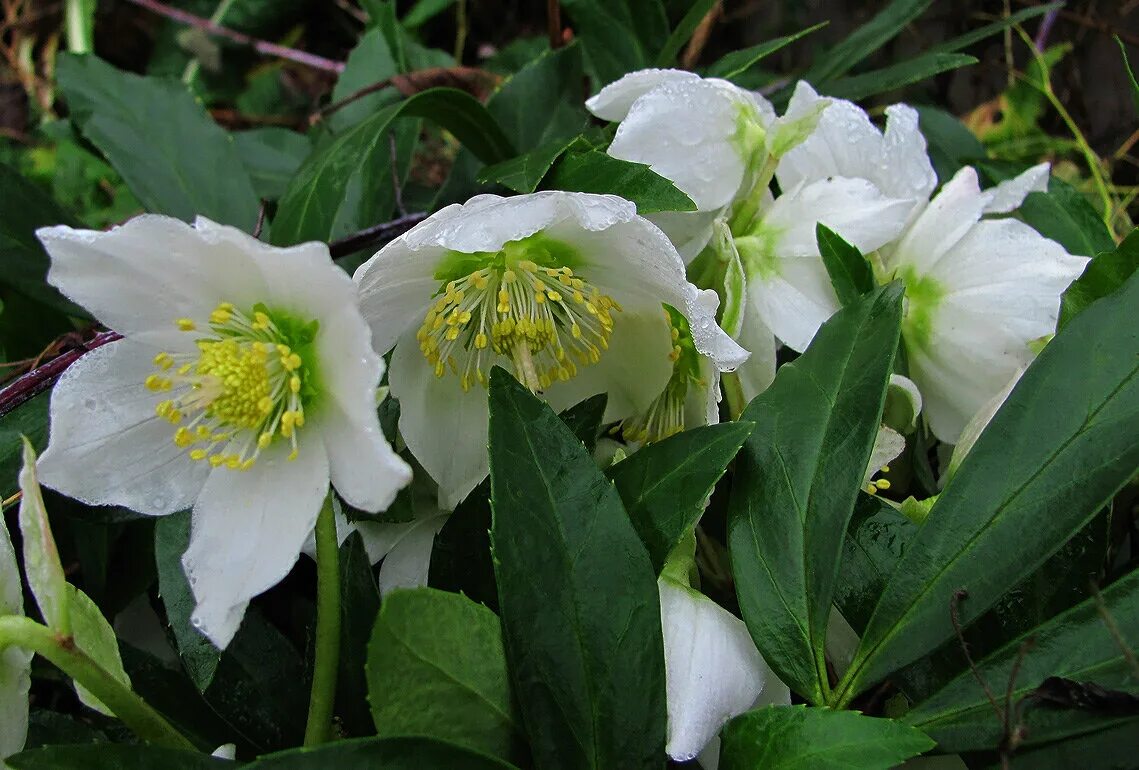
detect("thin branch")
[681,1,721,70]
[122,0,345,73]
[0,330,120,420]
[311,66,500,124]
[547,0,563,50]
[950,590,1006,724]
[252,199,268,239]
[327,211,428,259]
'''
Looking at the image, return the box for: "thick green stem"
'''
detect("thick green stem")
[0,615,195,750]
[303,495,341,746]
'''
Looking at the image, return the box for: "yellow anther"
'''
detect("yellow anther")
[880,465,891,473]
[176,318,196,332]
[475,333,488,349]
[253,311,271,330]
[173,428,194,447]
[287,448,299,461]
[190,449,208,461]
[865,484,878,495]
[209,454,226,467]
[258,432,273,449]
[153,352,174,370]
[547,290,562,302]
[290,376,301,393]
[503,270,517,283]
[875,479,892,491]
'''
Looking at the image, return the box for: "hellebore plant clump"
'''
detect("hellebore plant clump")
[0,3,1137,769]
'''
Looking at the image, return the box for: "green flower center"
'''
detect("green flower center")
[418,235,621,392]
[620,306,704,444]
[898,266,945,350]
[145,302,319,470]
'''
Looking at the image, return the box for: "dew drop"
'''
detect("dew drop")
[84,398,97,410]
[150,495,166,510]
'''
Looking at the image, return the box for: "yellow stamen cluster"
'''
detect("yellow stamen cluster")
[417,259,621,392]
[865,466,892,495]
[147,302,310,471]
[620,307,703,444]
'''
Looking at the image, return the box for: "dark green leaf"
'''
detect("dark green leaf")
[816,224,874,306]
[1059,229,1139,328]
[973,720,1139,769]
[155,511,221,692]
[488,368,666,770]
[477,136,584,194]
[1013,176,1115,257]
[906,568,1139,751]
[706,24,827,80]
[803,0,934,85]
[272,89,513,245]
[427,482,496,609]
[607,422,753,575]
[728,284,903,704]
[1117,36,1139,115]
[821,53,977,102]
[232,128,313,202]
[329,27,401,131]
[0,393,50,501]
[337,532,382,736]
[543,150,695,214]
[916,107,985,185]
[248,736,518,769]
[56,54,259,229]
[839,269,1139,702]
[928,4,1059,54]
[718,705,934,769]
[367,588,524,762]
[834,495,917,635]
[403,0,456,29]
[560,0,669,86]
[0,163,83,314]
[23,709,106,748]
[654,0,717,67]
[8,745,231,769]
[559,393,608,453]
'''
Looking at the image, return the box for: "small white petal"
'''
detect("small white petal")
[376,513,449,596]
[948,367,1025,479]
[734,304,777,403]
[647,208,723,264]
[659,577,775,762]
[763,177,913,258]
[185,443,330,649]
[585,68,702,121]
[745,259,840,354]
[39,216,269,349]
[211,744,237,760]
[890,167,988,275]
[982,162,1050,214]
[866,426,906,486]
[388,326,492,511]
[36,339,210,516]
[606,79,763,211]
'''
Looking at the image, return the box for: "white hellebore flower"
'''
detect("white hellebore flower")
[354,191,747,508]
[0,520,31,767]
[658,577,789,763]
[35,215,412,648]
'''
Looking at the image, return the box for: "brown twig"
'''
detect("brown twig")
[680,1,721,70]
[327,211,428,259]
[950,590,1006,723]
[122,0,346,73]
[0,330,121,420]
[547,0,563,50]
[311,66,500,124]
[389,132,406,217]
[252,200,268,240]
[1092,583,1139,679]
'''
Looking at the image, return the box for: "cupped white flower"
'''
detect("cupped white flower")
[35,215,412,648]
[736,177,913,352]
[0,520,31,766]
[658,576,789,762]
[776,81,938,214]
[887,167,1088,442]
[354,191,746,508]
[591,74,775,212]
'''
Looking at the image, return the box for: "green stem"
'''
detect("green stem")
[303,494,341,746]
[64,0,94,54]
[722,371,747,420]
[182,0,239,85]
[0,616,196,750]
[729,154,778,237]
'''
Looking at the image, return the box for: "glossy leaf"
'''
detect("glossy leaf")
[488,368,666,770]
[56,54,259,229]
[803,0,934,85]
[707,24,826,80]
[232,128,313,202]
[337,532,382,736]
[17,438,69,635]
[816,224,874,307]
[718,705,934,769]
[833,495,916,635]
[975,720,1139,769]
[476,135,584,194]
[560,0,669,86]
[154,511,220,692]
[1015,176,1115,257]
[839,269,1139,701]
[1059,228,1139,328]
[367,588,523,762]
[929,4,1059,55]
[67,584,131,716]
[7,745,231,770]
[654,0,717,67]
[0,163,83,314]
[904,567,1139,752]
[248,736,517,769]
[403,0,456,29]
[607,422,754,575]
[916,107,985,184]
[544,150,695,214]
[821,53,977,102]
[558,394,609,453]
[272,88,513,245]
[728,284,903,704]
[0,397,49,501]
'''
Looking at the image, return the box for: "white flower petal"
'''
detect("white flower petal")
[36,339,210,516]
[543,308,674,421]
[982,163,1050,214]
[606,79,761,211]
[891,167,987,276]
[585,68,702,121]
[764,178,913,258]
[0,519,30,763]
[39,216,269,350]
[376,514,448,596]
[320,400,411,514]
[948,367,1025,479]
[887,374,923,432]
[745,258,840,353]
[659,577,772,762]
[734,304,777,403]
[866,426,905,485]
[777,82,936,205]
[647,208,723,264]
[185,442,330,649]
[388,326,492,511]
[685,358,722,430]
